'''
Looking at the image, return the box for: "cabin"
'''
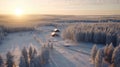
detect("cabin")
[51,32,59,37]
[53,28,60,32]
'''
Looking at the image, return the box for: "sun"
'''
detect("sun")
[14,8,23,16]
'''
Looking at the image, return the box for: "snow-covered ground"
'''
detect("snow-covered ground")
[0,25,104,67]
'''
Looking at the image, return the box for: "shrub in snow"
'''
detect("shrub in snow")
[91,44,98,63]
[22,47,29,67]
[50,43,53,49]
[111,45,120,67]
[95,49,104,67]
[104,43,114,64]
[0,55,4,67]
[48,42,53,49]
[6,51,15,67]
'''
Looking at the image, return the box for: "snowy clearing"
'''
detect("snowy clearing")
[0,25,104,67]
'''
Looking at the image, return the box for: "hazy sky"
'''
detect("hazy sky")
[0,0,120,15]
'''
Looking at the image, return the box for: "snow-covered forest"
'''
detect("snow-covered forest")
[0,15,120,67]
[62,23,120,46]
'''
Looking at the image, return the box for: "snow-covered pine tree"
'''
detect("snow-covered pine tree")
[105,43,114,64]
[6,51,14,67]
[111,45,120,67]
[22,47,29,67]
[106,33,112,45]
[29,45,34,60]
[29,47,38,67]
[33,48,37,58]
[104,44,109,56]
[91,44,98,63]
[0,55,4,67]
[93,31,100,43]
[95,49,104,67]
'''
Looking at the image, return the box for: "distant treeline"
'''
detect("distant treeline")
[57,19,120,23]
[0,26,34,44]
[62,23,120,46]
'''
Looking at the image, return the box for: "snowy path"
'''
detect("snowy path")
[45,40,93,67]
[34,27,94,67]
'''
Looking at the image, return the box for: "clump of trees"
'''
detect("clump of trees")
[21,47,29,67]
[0,44,51,67]
[62,23,120,46]
[90,43,120,67]
[111,45,120,67]
[4,27,34,33]
[95,49,104,67]
[0,25,34,45]
[6,51,15,67]
[104,43,114,64]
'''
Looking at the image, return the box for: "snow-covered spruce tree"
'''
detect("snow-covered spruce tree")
[32,48,37,59]
[100,32,106,44]
[84,30,93,42]
[104,43,114,64]
[22,47,29,67]
[6,51,15,67]
[40,44,49,64]
[0,55,4,67]
[19,56,27,67]
[29,47,38,67]
[106,33,113,45]
[104,44,108,56]
[111,45,120,67]
[95,49,104,67]
[91,44,98,63]
[29,45,34,60]
[93,30,101,43]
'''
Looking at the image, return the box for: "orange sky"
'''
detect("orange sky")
[0,0,120,15]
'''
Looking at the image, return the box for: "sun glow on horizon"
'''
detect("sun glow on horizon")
[14,8,24,16]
